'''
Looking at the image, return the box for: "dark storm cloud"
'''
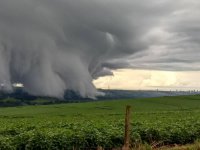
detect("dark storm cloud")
[128,0,200,71]
[0,0,199,98]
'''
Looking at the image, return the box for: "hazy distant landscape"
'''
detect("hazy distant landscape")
[0,88,199,107]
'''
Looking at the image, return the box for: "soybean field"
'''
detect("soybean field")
[0,95,200,149]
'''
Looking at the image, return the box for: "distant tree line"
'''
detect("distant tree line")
[0,88,93,107]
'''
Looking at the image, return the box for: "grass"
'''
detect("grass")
[159,140,200,150]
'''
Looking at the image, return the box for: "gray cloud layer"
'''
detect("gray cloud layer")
[0,0,199,98]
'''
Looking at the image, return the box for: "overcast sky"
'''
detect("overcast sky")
[0,0,200,97]
[93,0,200,91]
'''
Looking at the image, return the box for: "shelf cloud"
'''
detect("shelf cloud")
[0,0,199,98]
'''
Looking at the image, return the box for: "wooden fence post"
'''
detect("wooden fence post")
[123,105,131,150]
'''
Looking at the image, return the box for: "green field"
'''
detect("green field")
[0,95,200,149]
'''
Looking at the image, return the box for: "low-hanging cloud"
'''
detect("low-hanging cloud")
[0,0,199,98]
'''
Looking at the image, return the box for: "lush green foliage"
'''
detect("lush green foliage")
[0,95,200,149]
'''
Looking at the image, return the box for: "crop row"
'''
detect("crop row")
[0,118,200,149]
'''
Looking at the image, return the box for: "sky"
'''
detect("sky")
[0,0,200,98]
[94,69,200,91]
